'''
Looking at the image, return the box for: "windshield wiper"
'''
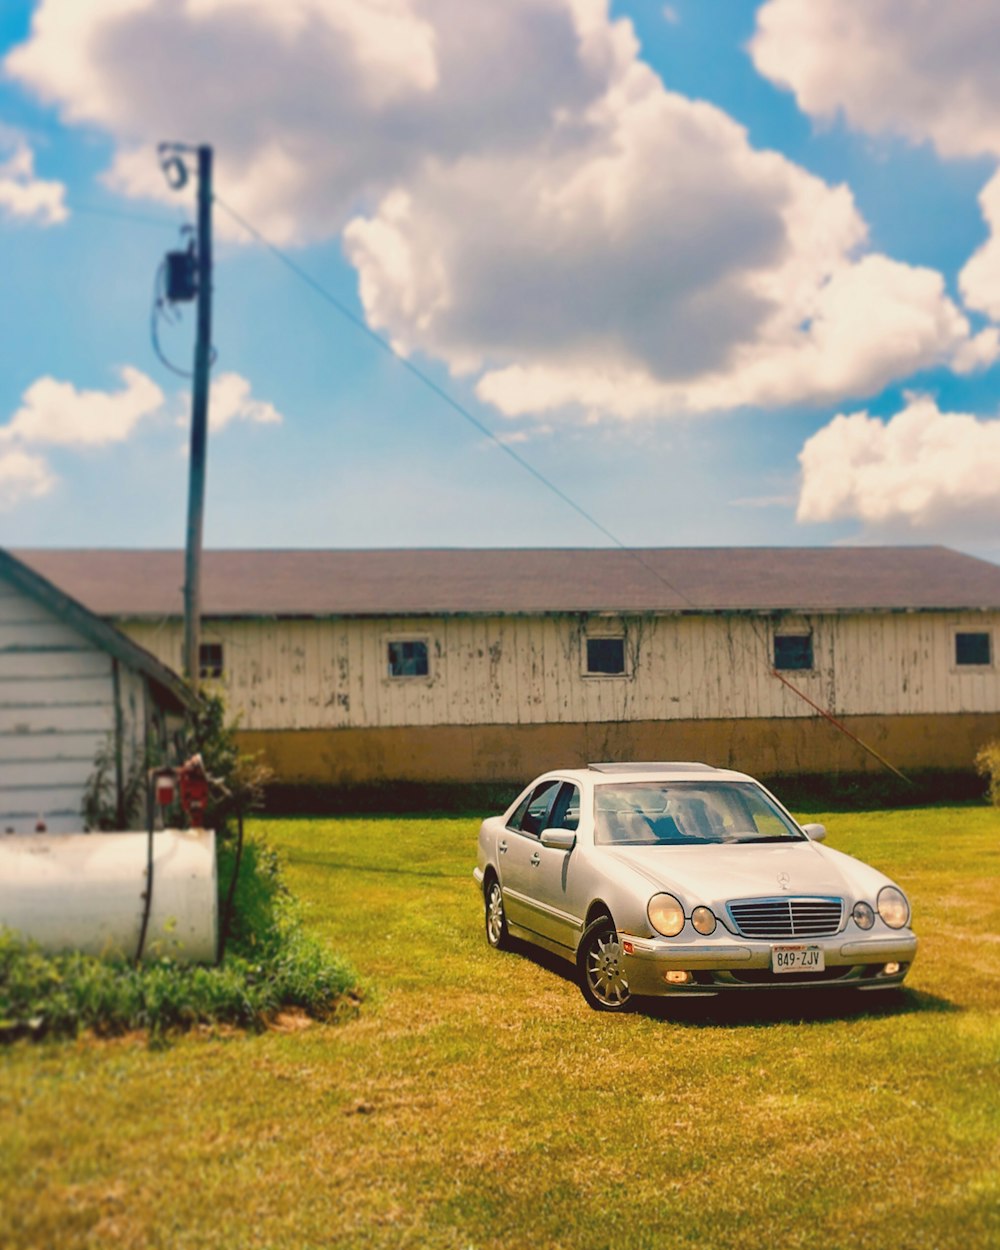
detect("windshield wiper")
[734,835,800,844]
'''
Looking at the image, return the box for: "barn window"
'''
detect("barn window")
[199,642,224,679]
[774,633,813,671]
[585,636,626,676]
[955,631,991,667]
[387,638,430,678]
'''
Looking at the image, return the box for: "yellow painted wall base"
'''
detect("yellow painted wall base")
[235,713,1000,785]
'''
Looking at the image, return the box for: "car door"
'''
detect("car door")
[525,781,584,952]
[498,779,560,934]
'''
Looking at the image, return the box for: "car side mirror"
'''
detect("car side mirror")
[800,823,827,842]
[540,829,577,851]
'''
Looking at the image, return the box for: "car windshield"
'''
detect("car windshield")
[593,781,805,846]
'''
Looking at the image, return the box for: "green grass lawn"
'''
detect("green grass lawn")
[1,805,998,1250]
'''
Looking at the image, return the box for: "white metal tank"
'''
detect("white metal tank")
[0,828,217,963]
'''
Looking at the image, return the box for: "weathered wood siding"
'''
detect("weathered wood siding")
[120,611,1000,730]
[0,578,118,832]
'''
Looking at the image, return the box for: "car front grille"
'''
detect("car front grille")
[727,896,843,938]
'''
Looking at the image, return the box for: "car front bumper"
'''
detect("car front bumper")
[621,931,918,996]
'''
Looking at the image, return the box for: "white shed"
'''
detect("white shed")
[0,550,196,833]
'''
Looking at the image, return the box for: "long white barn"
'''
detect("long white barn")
[14,546,1000,786]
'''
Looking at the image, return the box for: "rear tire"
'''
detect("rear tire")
[485,877,510,950]
[578,915,632,1012]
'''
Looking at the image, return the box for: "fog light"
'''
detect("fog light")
[883,961,900,976]
[664,970,693,985]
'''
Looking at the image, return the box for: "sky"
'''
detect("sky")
[2,0,1000,560]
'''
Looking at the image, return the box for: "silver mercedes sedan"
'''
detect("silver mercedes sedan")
[474,762,917,1011]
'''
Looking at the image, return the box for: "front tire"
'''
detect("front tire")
[578,915,632,1012]
[485,877,510,950]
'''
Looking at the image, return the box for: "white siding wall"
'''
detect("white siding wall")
[117,661,152,790]
[120,610,1000,731]
[0,580,117,832]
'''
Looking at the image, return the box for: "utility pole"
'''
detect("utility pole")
[184,145,213,691]
[157,143,213,691]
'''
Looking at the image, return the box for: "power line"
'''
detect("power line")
[213,193,698,611]
[67,201,185,229]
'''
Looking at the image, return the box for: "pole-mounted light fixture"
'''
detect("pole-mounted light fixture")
[157,142,194,191]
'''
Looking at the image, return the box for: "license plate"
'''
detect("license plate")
[771,944,825,973]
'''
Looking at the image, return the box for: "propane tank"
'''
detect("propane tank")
[0,828,217,963]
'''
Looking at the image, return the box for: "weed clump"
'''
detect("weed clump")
[974,740,1000,807]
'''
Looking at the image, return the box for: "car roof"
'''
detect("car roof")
[538,762,757,785]
[589,761,719,774]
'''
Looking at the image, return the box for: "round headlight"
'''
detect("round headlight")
[852,901,875,930]
[877,886,909,929]
[648,893,685,937]
[691,905,716,935]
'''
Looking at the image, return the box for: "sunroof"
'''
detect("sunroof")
[588,761,715,773]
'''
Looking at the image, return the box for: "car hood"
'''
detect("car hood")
[603,841,868,907]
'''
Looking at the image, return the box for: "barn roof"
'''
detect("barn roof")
[0,550,197,711]
[12,546,1000,617]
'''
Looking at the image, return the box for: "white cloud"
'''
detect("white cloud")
[471,254,995,418]
[751,0,1000,161]
[6,0,615,242]
[0,448,55,509]
[0,366,282,506]
[342,35,991,419]
[209,372,283,431]
[0,129,67,226]
[3,366,284,449]
[960,170,1000,321]
[0,366,164,447]
[7,0,994,421]
[752,0,1000,325]
[797,395,1000,534]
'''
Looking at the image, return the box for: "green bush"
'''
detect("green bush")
[217,836,286,957]
[0,932,357,1043]
[974,740,1000,806]
[0,833,359,1044]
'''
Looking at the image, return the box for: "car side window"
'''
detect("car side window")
[548,783,581,831]
[506,793,533,832]
[516,780,561,837]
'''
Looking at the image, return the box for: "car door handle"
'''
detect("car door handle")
[498,840,508,855]
[530,852,541,866]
